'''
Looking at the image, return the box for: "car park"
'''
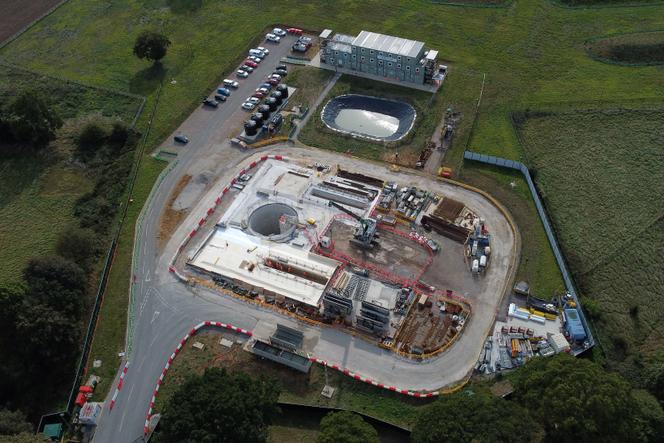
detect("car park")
[265,33,280,43]
[217,87,231,96]
[240,65,254,73]
[244,59,258,68]
[174,134,189,144]
[275,69,288,77]
[287,27,303,35]
[256,46,270,55]
[223,79,239,88]
[242,101,256,111]
[273,28,287,37]
[236,69,249,78]
[214,94,227,102]
[202,98,219,108]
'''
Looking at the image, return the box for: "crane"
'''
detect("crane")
[328,201,379,249]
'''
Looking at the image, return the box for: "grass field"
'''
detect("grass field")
[152,331,425,429]
[516,108,664,377]
[1,0,663,408]
[0,64,142,287]
[585,30,664,65]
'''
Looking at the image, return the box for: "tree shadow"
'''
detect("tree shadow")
[129,63,167,96]
[167,0,203,14]
[0,146,51,210]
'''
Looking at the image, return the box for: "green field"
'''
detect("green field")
[0,64,142,287]
[516,108,664,376]
[1,0,663,406]
[585,30,664,65]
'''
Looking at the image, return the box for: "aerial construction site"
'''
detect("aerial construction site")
[169,152,508,360]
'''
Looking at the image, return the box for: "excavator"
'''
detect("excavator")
[328,201,379,249]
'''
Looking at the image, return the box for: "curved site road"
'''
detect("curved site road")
[93,143,517,442]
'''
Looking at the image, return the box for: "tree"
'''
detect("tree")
[630,389,664,443]
[56,226,98,269]
[644,361,664,402]
[0,433,49,443]
[0,408,32,435]
[155,368,280,443]
[6,91,62,147]
[133,31,171,63]
[411,388,536,443]
[15,303,81,370]
[77,119,108,153]
[317,411,378,443]
[513,354,648,442]
[23,255,87,320]
[108,120,129,145]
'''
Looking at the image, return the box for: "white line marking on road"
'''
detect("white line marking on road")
[151,311,160,324]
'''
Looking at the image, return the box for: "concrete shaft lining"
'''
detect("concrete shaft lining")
[248,203,298,240]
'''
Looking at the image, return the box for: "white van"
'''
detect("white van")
[223,79,239,88]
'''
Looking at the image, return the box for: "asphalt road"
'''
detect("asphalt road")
[92,33,517,442]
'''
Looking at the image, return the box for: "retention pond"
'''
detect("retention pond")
[321,94,416,142]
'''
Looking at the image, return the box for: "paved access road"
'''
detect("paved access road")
[92,37,517,443]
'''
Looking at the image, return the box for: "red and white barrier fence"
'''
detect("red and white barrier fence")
[109,361,130,411]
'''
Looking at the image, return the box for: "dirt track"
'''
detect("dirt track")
[0,0,62,44]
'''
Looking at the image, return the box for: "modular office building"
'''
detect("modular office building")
[320,30,438,85]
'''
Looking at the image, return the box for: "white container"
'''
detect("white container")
[484,246,491,256]
[479,255,487,267]
[472,259,479,273]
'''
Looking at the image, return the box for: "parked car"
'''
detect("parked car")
[273,28,287,37]
[259,83,272,91]
[256,46,270,55]
[292,43,308,53]
[242,101,256,110]
[249,49,265,58]
[202,98,219,108]
[174,134,189,144]
[267,77,280,86]
[246,97,260,105]
[269,73,281,80]
[297,36,313,47]
[217,87,231,96]
[248,55,262,64]
[275,69,288,77]
[256,87,270,95]
[223,79,240,88]
[276,64,287,71]
[236,69,249,78]
[265,33,281,43]
[240,65,254,73]
[244,59,258,68]
[287,27,303,35]
[214,94,227,102]
[252,91,266,99]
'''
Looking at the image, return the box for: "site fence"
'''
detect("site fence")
[463,151,595,353]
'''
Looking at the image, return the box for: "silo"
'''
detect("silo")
[244,120,258,136]
[276,84,288,98]
[265,97,278,112]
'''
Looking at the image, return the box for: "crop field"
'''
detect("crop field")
[585,31,664,65]
[0,64,142,287]
[0,0,62,44]
[516,108,664,376]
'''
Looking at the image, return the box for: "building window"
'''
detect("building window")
[361,48,365,53]
[361,56,365,61]
[397,63,401,69]
[370,50,374,55]
[398,56,401,61]
[378,60,383,65]
[370,58,374,63]
[406,66,410,70]
[388,62,392,67]
[335,51,338,56]
[415,67,420,73]
[352,54,356,59]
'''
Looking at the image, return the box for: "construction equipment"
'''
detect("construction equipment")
[328,201,379,249]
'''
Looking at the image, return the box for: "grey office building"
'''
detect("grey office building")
[320,30,439,85]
